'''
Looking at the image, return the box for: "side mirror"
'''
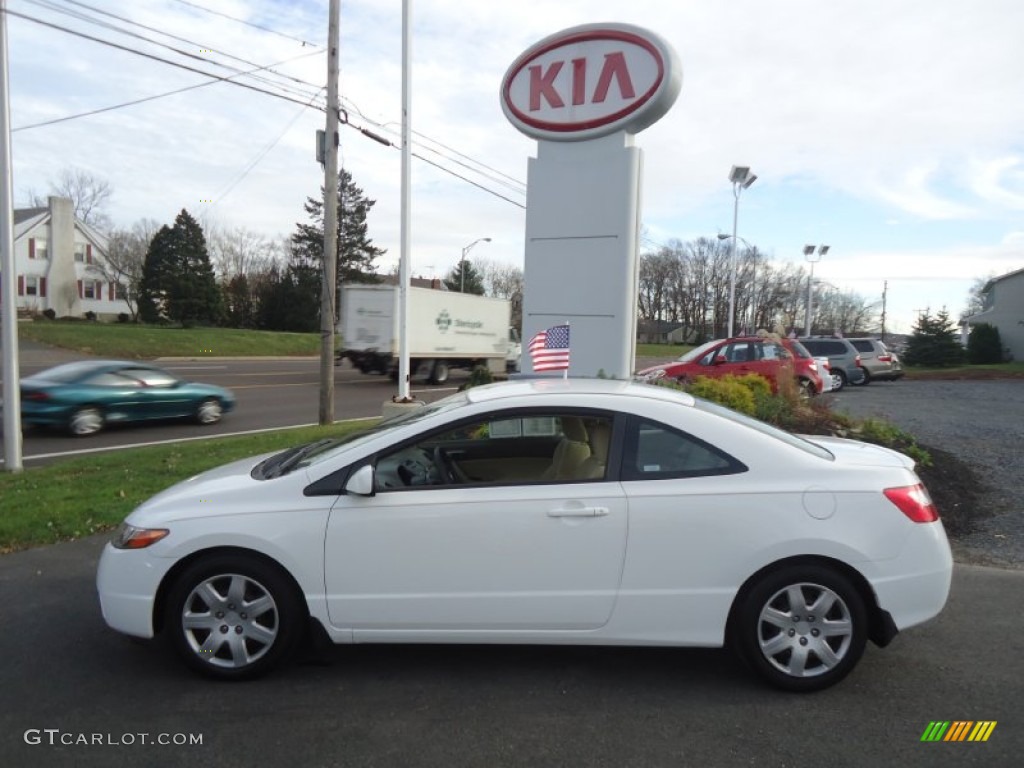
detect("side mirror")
[344,465,376,496]
[713,355,729,365]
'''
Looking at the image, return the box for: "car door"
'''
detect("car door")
[121,367,188,419]
[323,411,628,635]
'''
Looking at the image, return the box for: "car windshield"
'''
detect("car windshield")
[677,340,721,363]
[254,391,471,478]
[788,340,812,359]
[692,397,834,460]
[28,361,107,383]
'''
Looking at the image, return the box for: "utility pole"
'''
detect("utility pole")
[1,0,23,471]
[880,280,887,341]
[318,0,340,426]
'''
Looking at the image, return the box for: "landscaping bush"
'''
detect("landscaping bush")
[685,375,757,416]
[117,313,130,324]
[967,323,1003,364]
[42,308,56,320]
[84,311,97,322]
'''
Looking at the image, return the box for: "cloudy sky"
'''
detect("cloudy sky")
[7,0,1024,333]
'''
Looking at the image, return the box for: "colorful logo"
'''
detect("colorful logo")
[436,310,451,332]
[921,721,997,742]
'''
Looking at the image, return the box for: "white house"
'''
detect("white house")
[963,267,1024,361]
[6,196,127,319]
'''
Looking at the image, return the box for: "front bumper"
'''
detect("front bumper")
[96,542,174,639]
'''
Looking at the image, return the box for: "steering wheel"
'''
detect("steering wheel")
[433,446,460,484]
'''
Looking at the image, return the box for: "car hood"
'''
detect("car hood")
[127,451,280,524]
[802,435,916,470]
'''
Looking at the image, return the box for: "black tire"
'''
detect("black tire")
[831,370,847,392]
[857,370,871,385]
[164,553,304,680]
[732,565,867,692]
[68,406,104,436]
[430,360,450,385]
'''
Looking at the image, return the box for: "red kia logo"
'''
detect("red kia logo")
[501,23,681,141]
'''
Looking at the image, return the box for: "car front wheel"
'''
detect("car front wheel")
[195,398,223,425]
[165,554,304,680]
[733,565,867,692]
[830,370,847,392]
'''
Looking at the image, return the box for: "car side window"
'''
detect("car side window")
[122,368,178,387]
[373,412,615,491]
[622,418,745,480]
[83,373,144,387]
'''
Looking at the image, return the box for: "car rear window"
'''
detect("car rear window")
[850,340,874,353]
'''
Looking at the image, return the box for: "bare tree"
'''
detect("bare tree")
[49,168,113,230]
[93,219,160,321]
[208,225,278,279]
[964,275,994,318]
[474,258,524,300]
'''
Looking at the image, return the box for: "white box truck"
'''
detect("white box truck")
[338,284,521,384]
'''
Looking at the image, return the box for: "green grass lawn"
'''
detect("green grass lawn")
[0,420,373,553]
[636,343,690,359]
[904,361,1024,379]
[19,321,320,358]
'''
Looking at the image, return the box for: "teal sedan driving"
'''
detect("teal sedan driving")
[17,361,235,436]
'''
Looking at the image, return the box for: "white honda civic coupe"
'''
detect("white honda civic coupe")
[97,379,952,691]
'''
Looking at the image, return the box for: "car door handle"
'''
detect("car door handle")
[547,507,610,518]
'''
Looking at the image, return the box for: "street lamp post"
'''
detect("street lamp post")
[727,166,757,338]
[718,232,756,334]
[460,237,491,292]
[803,244,830,335]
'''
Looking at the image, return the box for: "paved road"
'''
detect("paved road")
[3,345,463,464]
[0,534,1020,767]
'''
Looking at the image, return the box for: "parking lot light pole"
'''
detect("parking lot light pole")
[727,166,757,338]
[460,237,490,292]
[804,244,829,335]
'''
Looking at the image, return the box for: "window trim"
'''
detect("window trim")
[318,406,625,497]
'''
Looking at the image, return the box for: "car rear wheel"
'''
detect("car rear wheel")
[195,398,223,425]
[733,565,867,692]
[68,406,104,436]
[798,378,815,398]
[165,554,303,680]
[830,370,847,392]
[429,360,450,385]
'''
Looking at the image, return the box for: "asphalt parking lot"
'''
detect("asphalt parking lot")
[2,533,1022,768]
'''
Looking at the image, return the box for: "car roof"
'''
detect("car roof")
[27,360,161,381]
[464,377,696,408]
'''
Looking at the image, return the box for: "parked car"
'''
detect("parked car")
[97,379,952,691]
[798,337,867,391]
[16,360,235,436]
[636,336,825,396]
[848,338,904,382]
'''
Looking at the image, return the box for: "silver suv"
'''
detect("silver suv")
[799,337,866,391]
[847,338,904,382]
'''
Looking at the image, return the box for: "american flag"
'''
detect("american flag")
[529,324,571,372]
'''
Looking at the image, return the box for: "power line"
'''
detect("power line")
[48,0,324,93]
[166,0,319,47]
[12,48,323,132]
[211,88,326,207]
[23,0,324,102]
[5,7,327,110]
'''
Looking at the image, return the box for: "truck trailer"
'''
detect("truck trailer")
[337,284,520,384]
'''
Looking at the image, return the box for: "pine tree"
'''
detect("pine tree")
[967,323,1003,364]
[902,309,965,367]
[443,260,485,295]
[138,225,176,323]
[169,209,222,328]
[137,210,221,327]
[290,169,385,317]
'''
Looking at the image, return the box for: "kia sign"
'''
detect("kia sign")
[501,23,681,141]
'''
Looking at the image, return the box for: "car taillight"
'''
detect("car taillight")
[884,484,939,523]
[21,391,50,401]
[878,355,892,362]
[855,354,863,367]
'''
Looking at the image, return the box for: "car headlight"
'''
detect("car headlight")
[638,369,666,382]
[111,523,169,550]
